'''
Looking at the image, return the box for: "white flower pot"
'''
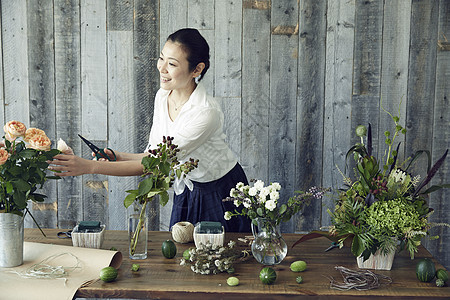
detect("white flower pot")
[357,249,395,270]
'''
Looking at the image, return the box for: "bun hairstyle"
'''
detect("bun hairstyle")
[167,28,210,82]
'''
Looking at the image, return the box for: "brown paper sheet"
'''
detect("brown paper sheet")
[0,242,122,300]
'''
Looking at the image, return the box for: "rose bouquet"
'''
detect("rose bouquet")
[0,121,63,228]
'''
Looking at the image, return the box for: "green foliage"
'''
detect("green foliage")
[0,138,61,215]
[123,136,198,209]
[328,107,449,261]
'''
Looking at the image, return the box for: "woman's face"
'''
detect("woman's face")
[157,41,196,91]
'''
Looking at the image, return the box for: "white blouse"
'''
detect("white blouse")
[146,83,237,194]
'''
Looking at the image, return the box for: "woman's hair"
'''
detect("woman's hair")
[167,28,210,82]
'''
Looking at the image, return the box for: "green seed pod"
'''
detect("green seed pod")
[393,116,400,122]
[384,131,390,137]
[436,278,444,287]
[355,125,367,137]
[296,276,303,284]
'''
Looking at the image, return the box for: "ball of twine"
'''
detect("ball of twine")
[171,221,194,243]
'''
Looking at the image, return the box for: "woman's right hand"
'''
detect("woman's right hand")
[92,148,118,161]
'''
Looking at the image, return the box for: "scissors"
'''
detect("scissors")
[78,134,117,161]
[325,242,339,252]
[57,230,72,239]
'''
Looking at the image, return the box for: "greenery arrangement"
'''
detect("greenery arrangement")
[327,109,449,261]
[0,121,60,221]
[223,180,328,226]
[124,136,198,255]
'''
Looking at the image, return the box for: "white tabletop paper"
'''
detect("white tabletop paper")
[0,242,122,300]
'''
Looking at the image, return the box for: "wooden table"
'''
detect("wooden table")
[25,228,450,299]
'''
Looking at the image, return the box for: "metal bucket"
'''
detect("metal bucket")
[0,213,24,267]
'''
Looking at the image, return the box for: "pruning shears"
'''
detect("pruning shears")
[325,242,339,252]
[78,134,117,161]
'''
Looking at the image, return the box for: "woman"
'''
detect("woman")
[51,28,251,232]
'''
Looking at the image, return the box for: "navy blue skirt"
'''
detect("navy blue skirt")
[170,163,252,233]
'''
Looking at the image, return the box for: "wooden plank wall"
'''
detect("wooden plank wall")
[0,0,449,270]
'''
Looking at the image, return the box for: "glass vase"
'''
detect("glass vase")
[251,217,287,265]
[128,202,148,260]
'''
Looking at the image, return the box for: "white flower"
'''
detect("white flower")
[265,199,277,211]
[224,211,232,221]
[270,190,279,201]
[236,182,245,191]
[57,138,74,155]
[258,188,270,203]
[249,187,258,197]
[254,180,265,190]
[271,182,281,190]
[243,198,251,208]
[180,259,186,266]
[233,199,241,207]
[230,188,238,197]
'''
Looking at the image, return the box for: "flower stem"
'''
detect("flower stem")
[130,201,147,255]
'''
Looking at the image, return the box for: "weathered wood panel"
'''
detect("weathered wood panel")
[378,0,411,163]
[322,0,356,226]
[54,0,83,230]
[351,0,383,151]
[0,7,5,127]
[26,0,58,229]
[214,0,242,98]
[1,0,449,270]
[269,0,298,233]
[406,0,439,179]
[2,0,29,124]
[134,0,160,230]
[241,0,271,181]
[427,0,450,273]
[295,0,327,232]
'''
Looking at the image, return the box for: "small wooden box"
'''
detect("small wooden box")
[71,225,106,249]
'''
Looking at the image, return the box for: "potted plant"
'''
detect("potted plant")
[295,110,449,270]
[0,120,61,267]
[224,181,328,265]
[124,136,198,259]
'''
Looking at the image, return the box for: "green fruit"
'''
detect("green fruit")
[415,258,436,282]
[227,276,239,286]
[436,278,444,287]
[296,276,303,284]
[259,267,277,285]
[436,269,449,282]
[162,240,177,259]
[131,264,140,272]
[99,266,118,282]
[290,260,307,272]
[183,248,191,260]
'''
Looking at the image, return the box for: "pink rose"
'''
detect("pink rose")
[3,120,27,141]
[0,148,9,165]
[27,134,51,151]
[24,128,46,142]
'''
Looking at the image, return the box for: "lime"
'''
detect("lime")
[227,276,239,286]
[290,260,307,272]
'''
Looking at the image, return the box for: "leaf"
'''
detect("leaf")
[256,207,263,216]
[419,183,450,195]
[159,161,171,176]
[367,123,372,156]
[279,204,287,215]
[413,149,448,197]
[124,191,139,208]
[292,230,352,248]
[6,182,13,194]
[159,191,169,207]
[138,177,154,197]
[351,235,364,257]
